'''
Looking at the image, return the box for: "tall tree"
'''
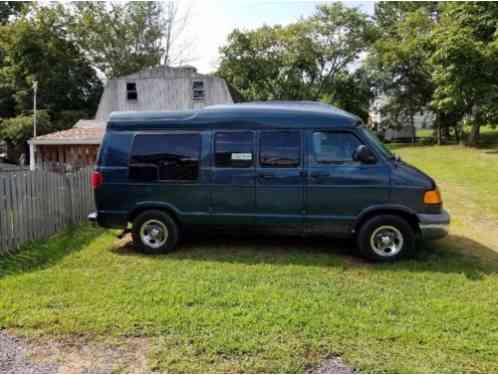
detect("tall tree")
[369,6,438,142]
[63,1,192,78]
[217,3,376,120]
[0,5,102,134]
[431,2,498,146]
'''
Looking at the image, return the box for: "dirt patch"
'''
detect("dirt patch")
[30,336,151,373]
[0,330,57,374]
[310,355,354,373]
[1,331,151,373]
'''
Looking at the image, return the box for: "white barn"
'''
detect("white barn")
[29,66,233,169]
[96,65,233,120]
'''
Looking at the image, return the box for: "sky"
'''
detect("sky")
[183,0,375,73]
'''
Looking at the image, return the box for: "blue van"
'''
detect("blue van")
[89,102,449,261]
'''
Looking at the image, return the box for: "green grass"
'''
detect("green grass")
[416,128,434,138]
[393,127,498,221]
[1,128,498,373]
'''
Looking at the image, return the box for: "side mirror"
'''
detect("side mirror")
[353,145,377,164]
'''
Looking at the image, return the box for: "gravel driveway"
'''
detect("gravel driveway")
[0,331,56,374]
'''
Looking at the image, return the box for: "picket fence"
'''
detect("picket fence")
[0,165,95,255]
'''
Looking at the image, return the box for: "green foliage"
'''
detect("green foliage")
[0,110,50,145]
[430,2,498,145]
[0,5,102,145]
[369,4,439,140]
[0,85,16,118]
[0,1,28,24]
[217,3,376,120]
[320,68,373,121]
[51,110,91,131]
[370,2,498,146]
[62,2,169,78]
[374,2,440,31]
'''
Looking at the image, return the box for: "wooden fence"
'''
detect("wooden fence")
[0,165,95,255]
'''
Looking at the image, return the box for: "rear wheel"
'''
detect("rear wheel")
[357,214,415,261]
[132,210,179,254]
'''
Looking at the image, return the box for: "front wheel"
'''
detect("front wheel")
[357,215,415,261]
[132,210,179,254]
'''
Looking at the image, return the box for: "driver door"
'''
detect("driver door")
[305,130,390,235]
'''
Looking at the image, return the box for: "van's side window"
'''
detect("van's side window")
[215,132,253,168]
[312,131,362,164]
[260,131,300,168]
[129,133,200,181]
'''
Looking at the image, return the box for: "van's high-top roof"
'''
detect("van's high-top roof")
[107,101,362,131]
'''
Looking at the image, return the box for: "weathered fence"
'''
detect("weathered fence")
[0,165,95,255]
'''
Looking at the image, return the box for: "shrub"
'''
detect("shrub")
[0,110,52,145]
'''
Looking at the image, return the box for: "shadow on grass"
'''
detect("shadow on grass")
[111,231,498,277]
[0,224,103,279]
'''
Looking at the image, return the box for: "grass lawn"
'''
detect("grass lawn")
[1,129,498,373]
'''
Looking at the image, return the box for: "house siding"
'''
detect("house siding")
[95,67,233,121]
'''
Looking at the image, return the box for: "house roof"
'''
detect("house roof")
[29,126,104,145]
[74,119,106,129]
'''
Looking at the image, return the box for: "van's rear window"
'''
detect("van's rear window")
[129,133,200,181]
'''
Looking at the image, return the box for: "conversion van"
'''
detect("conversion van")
[89,102,449,261]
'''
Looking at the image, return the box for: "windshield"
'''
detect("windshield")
[360,127,395,160]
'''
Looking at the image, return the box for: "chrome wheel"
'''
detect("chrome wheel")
[140,219,168,249]
[370,225,404,257]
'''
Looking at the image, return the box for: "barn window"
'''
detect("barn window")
[192,80,205,101]
[126,82,138,100]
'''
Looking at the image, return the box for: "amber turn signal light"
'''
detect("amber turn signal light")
[424,188,442,205]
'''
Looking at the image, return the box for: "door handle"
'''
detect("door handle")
[310,171,329,178]
[259,172,274,178]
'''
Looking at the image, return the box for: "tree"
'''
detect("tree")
[0,6,102,116]
[0,2,31,117]
[0,110,51,146]
[217,25,295,101]
[217,3,376,120]
[0,5,102,149]
[62,1,192,78]
[320,68,374,121]
[369,3,440,143]
[0,1,27,24]
[374,2,440,31]
[431,2,498,146]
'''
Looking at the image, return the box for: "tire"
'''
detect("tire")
[132,210,180,254]
[356,214,415,262]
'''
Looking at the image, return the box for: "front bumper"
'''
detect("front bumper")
[417,209,450,240]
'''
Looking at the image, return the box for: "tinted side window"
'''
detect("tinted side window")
[215,132,253,168]
[99,132,134,167]
[312,132,362,164]
[260,131,300,168]
[129,133,200,181]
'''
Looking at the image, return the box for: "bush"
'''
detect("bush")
[0,110,52,145]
